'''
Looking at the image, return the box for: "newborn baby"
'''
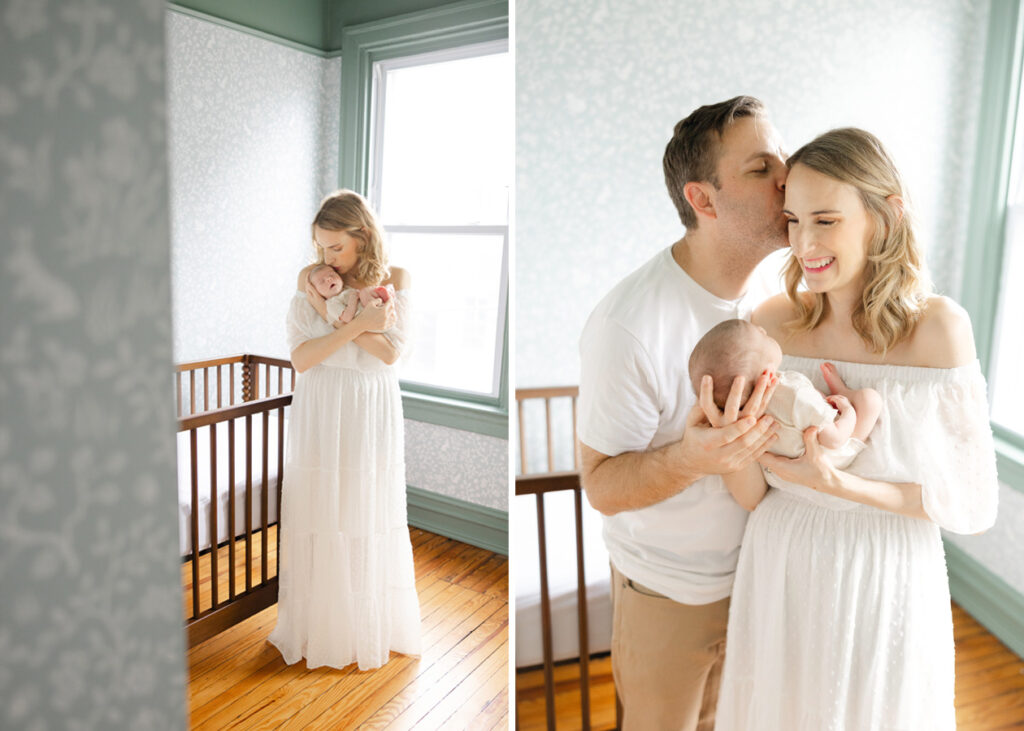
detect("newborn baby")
[308,263,394,333]
[688,319,882,467]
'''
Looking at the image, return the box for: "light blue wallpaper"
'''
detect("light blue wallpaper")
[0,1,187,728]
[405,420,508,511]
[166,9,340,364]
[946,483,1024,596]
[517,0,989,390]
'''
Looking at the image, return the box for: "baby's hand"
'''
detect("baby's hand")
[354,298,394,331]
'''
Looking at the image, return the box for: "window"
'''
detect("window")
[962,0,1024,490]
[990,83,1024,440]
[370,44,511,400]
[338,0,509,437]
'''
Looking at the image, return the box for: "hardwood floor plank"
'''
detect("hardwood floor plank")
[304,599,508,729]
[244,583,489,730]
[371,612,508,730]
[516,602,1024,731]
[184,528,508,731]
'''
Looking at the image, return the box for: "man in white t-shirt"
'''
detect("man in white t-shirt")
[578,96,788,730]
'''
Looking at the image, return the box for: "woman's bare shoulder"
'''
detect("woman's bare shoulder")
[907,295,977,368]
[752,293,798,339]
[296,263,317,292]
[385,266,411,291]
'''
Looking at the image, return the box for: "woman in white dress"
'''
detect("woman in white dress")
[268,190,421,671]
[711,129,999,729]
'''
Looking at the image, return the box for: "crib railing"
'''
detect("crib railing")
[516,385,615,731]
[177,354,293,648]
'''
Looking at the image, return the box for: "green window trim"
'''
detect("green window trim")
[963,0,1024,494]
[339,0,510,438]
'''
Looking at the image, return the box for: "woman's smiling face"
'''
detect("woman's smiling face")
[314,225,361,275]
[784,162,875,296]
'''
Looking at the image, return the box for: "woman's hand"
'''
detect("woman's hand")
[699,370,779,427]
[758,426,840,493]
[305,279,329,322]
[353,297,395,332]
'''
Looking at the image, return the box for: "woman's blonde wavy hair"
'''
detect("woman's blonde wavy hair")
[784,128,931,354]
[311,189,389,286]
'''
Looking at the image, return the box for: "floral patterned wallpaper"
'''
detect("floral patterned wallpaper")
[165,9,341,364]
[0,1,187,728]
[405,420,508,511]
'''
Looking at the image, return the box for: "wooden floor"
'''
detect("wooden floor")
[516,603,1024,730]
[185,527,509,730]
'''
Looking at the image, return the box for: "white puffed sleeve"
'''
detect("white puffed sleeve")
[902,362,999,534]
[285,292,318,353]
[386,288,411,356]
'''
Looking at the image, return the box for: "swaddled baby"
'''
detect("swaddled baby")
[688,319,882,468]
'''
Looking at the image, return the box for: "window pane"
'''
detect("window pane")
[390,231,506,396]
[378,51,512,226]
[990,207,1024,435]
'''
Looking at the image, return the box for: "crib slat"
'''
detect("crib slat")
[264,364,270,399]
[536,493,556,730]
[545,399,554,472]
[176,372,182,418]
[190,370,196,416]
[245,414,253,592]
[276,405,285,572]
[230,364,235,406]
[572,395,579,471]
[209,425,219,610]
[228,419,236,601]
[518,399,527,474]
[291,368,295,390]
[189,428,200,619]
[575,487,591,729]
[261,410,269,584]
[277,365,283,395]
[203,367,209,412]
[217,365,223,409]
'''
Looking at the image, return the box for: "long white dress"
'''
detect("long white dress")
[716,355,999,731]
[268,289,421,671]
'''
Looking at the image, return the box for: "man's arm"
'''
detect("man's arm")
[580,403,778,515]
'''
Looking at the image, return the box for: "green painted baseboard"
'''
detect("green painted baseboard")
[406,485,507,555]
[944,538,1024,659]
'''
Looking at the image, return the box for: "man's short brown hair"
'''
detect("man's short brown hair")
[663,96,765,229]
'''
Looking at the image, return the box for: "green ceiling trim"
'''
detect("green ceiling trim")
[166,0,486,55]
[167,0,329,52]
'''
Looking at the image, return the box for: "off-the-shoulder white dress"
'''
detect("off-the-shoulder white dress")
[716,355,999,731]
[268,289,421,671]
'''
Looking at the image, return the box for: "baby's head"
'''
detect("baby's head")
[688,319,783,409]
[308,264,343,298]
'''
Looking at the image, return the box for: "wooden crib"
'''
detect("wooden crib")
[515,386,621,730]
[176,354,294,648]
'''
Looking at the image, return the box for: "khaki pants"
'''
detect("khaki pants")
[610,564,730,731]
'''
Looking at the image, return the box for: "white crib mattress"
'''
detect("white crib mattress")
[514,488,612,668]
[176,411,285,556]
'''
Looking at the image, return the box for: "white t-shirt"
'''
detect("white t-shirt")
[578,246,773,605]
